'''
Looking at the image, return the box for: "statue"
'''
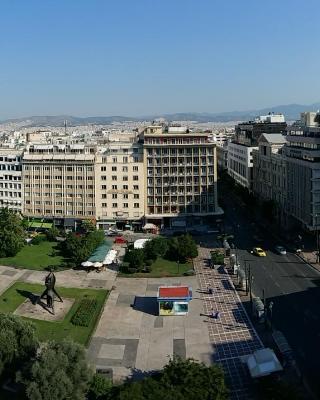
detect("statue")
[39,270,63,315]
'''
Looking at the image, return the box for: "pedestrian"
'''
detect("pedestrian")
[207,285,213,295]
[215,311,221,319]
[210,308,215,319]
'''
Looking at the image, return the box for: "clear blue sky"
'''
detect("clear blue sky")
[1,0,320,118]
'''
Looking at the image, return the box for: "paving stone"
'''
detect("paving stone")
[1,269,18,277]
[173,339,186,359]
[116,294,136,306]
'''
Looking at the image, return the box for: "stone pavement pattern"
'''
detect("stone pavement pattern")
[194,247,263,400]
[87,275,212,381]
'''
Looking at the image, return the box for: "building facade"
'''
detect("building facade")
[0,150,23,212]
[283,112,320,231]
[252,133,287,223]
[95,133,145,230]
[227,142,257,188]
[142,125,221,228]
[228,114,287,190]
[22,144,96,229]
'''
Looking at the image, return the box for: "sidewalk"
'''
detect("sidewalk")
[194,248,263,400]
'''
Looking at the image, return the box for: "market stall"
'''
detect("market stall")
[157,286,192,316]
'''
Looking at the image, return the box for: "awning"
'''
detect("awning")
[143,223,157,230]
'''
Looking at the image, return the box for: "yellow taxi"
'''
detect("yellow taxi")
[252,247,266,257]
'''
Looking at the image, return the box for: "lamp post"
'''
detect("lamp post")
[316,214,320,263]
[268,301,274,331]
[177,260,180,275]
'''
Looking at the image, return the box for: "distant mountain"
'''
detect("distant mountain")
[1,102,320,126]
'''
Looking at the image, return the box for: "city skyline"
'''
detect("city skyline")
[1,0,320,118]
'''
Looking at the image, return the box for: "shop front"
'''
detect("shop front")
[157,286,192,316]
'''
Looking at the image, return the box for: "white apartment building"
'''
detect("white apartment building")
[227,142,257,189]
[95,133,145,230]
[0,150,23,212]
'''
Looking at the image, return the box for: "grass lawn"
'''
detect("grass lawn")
[0,281,108,346]
[119,257,193,278]
[0,241,66,270]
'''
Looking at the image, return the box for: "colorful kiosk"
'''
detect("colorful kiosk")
[157,286,192,316]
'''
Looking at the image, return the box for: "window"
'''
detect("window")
[102,203,107,207]
[123,156,128,163]
[101,176,107,181]
[123,203,128,208]
[112,176,117,181]
[123,176,128,181]
[112,203,117,208]
[133,166,138,171]
[101,185,107,190]
[133,175,138,180]
[101,166,106,171]
[133,185,139,190]
[134,203,139,208]
[112,185,117,190]
[123,193,128,199]
[123,184,128,190]
[112,166,117,171]
[122,166,128,172]
[112,157,117,163]
[112,194,117,199]
[134,194,139,199]
[101,194,107,199]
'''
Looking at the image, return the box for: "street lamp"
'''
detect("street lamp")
[316,214,320,263]
[268,301,274,331]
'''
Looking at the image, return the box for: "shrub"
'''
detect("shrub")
[31,235,46,245]
[46,226,59,241]
[71,299,98,327]
[119,263,129,273]
[127,267,138,274]
[145,259,153,266]
[143,266,151,273]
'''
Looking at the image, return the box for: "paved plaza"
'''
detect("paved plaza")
[0,245,263,399]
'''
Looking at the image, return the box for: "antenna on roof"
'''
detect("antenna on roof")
[64,120,67,136]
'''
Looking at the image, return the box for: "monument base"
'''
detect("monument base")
[14,297,74,321]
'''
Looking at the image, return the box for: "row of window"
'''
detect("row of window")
[101,156,140,163]
[0,183,21,189]
[0,176,21,181]
[25,193,94,198]
[0,192,22,197]
[25,184,94,189]
[26,200,95,207]
[101,165,139,172]
[100,185,139,190]
[101,193,139,199]
[24,166,94,171]
[26,209,95,215]
[101,175,139,181]
[24,175,94,180]
[103,203,140,208]
[146,148,212,155]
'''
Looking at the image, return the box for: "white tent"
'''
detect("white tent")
[81,261,93,267]
[246,348,283,378]
[103,250,117,265]
[134,238,151,249]
[142,223,157,230]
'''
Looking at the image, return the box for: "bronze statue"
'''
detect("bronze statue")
[39,270,63,315]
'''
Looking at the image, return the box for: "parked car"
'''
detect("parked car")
[275,245,286,255]
[252,247,266,257]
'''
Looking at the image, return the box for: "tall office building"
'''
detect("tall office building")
[142,125,221,229]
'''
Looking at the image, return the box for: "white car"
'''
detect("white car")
[275,245,286,255]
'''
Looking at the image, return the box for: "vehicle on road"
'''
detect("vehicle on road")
[252,247,266,257]
[275,245,287,255]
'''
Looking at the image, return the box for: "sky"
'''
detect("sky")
[0,0,320,119]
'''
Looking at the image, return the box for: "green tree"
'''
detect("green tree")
[114,358,228,400]
[0,313,38,377]
[82,219,96,233]
[0,208,25,257]
[20,340,93,400]
[46,226,59,241]
[88,373,112,400]
[124,249,145,271]
[176,234,198,262]
[151,237,168,258]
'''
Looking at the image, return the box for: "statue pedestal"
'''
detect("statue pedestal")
[14,297,74,321]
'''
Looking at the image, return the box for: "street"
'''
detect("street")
[221,194,320,396]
